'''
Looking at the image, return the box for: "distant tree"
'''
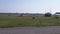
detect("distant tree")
[44,12,52,17]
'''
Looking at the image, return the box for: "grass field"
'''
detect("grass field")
[0,14,60,28]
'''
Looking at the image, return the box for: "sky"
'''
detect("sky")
[0,0,60,14]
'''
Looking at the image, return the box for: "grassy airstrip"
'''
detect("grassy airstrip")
[0,14,60,28]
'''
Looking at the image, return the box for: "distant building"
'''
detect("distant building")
[17,13,24,17]
[55,12,60,16]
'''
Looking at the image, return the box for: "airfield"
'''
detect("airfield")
[0,13,60,28]
[0,13,60,34]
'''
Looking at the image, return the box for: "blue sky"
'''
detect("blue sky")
[0,0,60,14]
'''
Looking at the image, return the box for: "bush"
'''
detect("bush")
[32,17,35,19]
[54,15,59,19]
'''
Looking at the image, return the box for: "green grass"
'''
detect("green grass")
[0,14,60,28]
